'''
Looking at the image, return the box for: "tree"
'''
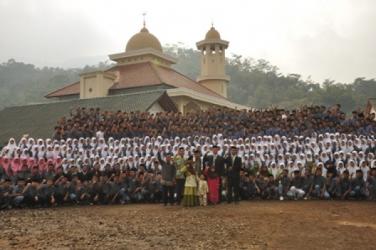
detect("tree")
[0,45,374,114]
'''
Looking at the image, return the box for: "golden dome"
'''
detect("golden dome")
[205,27,221,40]
[126,27,163,52]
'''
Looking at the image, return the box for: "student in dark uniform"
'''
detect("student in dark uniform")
[53,166,65,182]
[37,179,56,207]
[158,152,176,206]
[239,172,251,200]
[265,174,278,199]
[256,175,269,199]
[54,176,68,205]
[145,171,161,202]
[17,164,31,183]
[287,169,306,200]
[309,168,330,199]
[326,171,338,198]
[100,175,112,204]
[0,178,13,209]
[350,169,367,199]
[248,174,261,199]
[150,172,162,203]
[278,169,291,199]
[12,179,26,208]
[30,165,43,183]
[66,166,80,182]
[22,179,39,207]
[108,175,123,204]
[131,172,144,202]
[75,179,91,205]
[302,169,313,196]
[225,146,242,204]
[91,175,103,204]
[118,174,131,204]
[337,170,352,199]
[108,174,126,204]
[44,163,56,181]
[140,172,152,202]
[78,165,93,182]
[66,178,78,204]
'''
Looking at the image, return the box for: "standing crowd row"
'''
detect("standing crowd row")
[52,105,376,140]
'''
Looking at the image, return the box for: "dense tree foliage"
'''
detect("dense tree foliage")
[0,45,374,113]
[166,44,375,113]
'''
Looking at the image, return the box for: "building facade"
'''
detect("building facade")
[45,23,248,113]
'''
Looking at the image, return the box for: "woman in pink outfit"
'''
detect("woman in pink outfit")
[11,157,21,173]
[205,165,220,204]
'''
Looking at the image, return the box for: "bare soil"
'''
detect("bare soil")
[0,201,375,250]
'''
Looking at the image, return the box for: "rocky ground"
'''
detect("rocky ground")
[0,201,375,250]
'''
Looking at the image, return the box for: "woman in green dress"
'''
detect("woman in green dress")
[182,161,199,207]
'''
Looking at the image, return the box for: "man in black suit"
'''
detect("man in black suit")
[203,145,225,176]
[203,145,225,202]
[225,146,242,204]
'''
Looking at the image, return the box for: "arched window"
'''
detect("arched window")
[184,101,201,114]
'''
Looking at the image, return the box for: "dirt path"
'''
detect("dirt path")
[0,201,375,249]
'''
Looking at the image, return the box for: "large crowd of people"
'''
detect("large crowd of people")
[52,105,376,140]
[1,131,376,209]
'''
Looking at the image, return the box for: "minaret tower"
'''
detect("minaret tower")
[196,25,230,98]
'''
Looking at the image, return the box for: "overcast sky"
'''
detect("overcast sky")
[0,0,375,83]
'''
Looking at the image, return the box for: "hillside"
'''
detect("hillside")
[0,45,375,113]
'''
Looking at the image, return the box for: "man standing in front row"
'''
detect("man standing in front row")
[203,145,225,202]
[158,152,176,206]
[174,147,187,205]
[225,146,242,204]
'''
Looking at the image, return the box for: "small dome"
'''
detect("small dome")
[205,27,221,40]
[126,27,163,52]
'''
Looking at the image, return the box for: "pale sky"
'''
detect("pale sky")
[0,0,375,83]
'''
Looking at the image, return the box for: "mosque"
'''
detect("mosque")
[0,21,248,142]
[45,22,248,113]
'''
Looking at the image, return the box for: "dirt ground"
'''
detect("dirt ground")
[0,201,375,250]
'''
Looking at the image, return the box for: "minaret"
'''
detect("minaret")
[196,25,230,98]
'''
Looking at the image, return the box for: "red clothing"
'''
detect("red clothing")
[0,157,11,175]
[38,159,47,172]
[207,176,220,204]
[11,158,21,173]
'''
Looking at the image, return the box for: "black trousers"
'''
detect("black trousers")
[54,193,65,205]
[227,177,240,203]
[162,185,175,205]
[175,178,185,204]
[38,194,52,206]
[0,196,12,209]
[23,195,38,207]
